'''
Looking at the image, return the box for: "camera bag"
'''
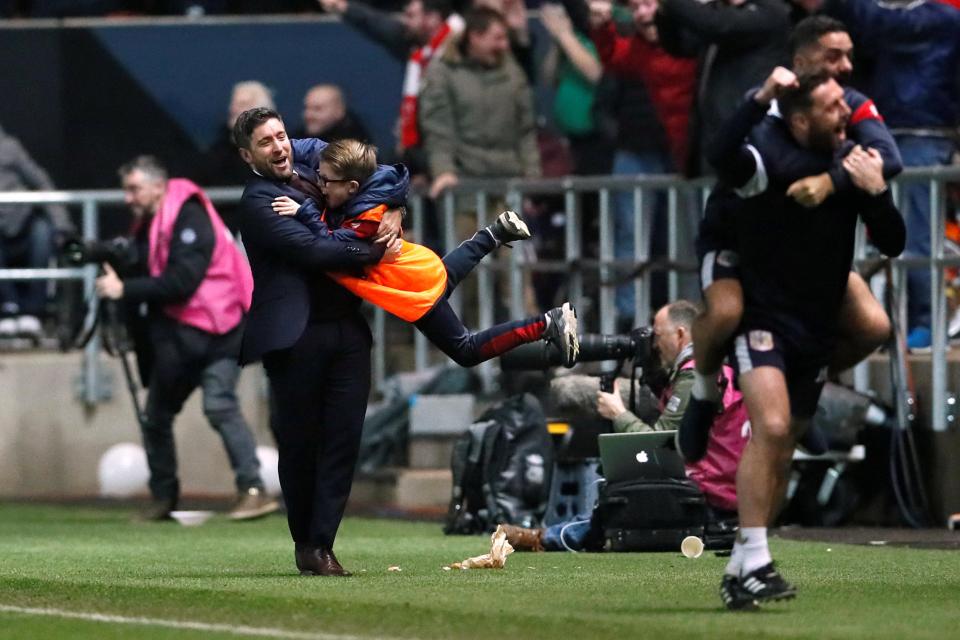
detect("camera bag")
[443,393,554,534]
[597,478,711,551]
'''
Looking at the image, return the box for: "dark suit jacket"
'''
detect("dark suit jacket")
[236,150,384,364]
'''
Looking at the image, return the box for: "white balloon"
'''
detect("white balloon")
[98,443,150,498]
[256,445,281,497]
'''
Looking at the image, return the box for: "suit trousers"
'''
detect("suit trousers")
[262,313,372,549]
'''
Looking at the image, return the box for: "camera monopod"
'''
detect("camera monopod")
[73,295,149,431]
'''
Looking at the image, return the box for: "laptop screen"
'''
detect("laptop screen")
[598,431,686,484]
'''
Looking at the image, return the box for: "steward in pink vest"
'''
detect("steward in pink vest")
[148,178,253,335]
[607,343,750,512]
[95,158,274,523]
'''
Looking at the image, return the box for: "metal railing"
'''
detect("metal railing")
[1,168,958,430]
[0,187,241,406]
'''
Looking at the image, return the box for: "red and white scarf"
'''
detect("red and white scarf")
[399,13,464,150]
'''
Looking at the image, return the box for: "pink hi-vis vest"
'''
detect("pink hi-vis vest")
[148,178,253,335]
[671,360,750,512]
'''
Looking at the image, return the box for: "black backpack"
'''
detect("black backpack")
[443,394,554,534]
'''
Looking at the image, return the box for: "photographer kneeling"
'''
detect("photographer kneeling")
[504,300,749,552]
[95,156,279,522]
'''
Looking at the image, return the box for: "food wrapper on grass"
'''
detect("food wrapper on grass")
[449,525,515,570]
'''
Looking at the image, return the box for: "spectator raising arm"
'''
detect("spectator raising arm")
[317,0,411,61]
[541,2,602,86]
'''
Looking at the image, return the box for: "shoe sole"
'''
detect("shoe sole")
[560,302,579,367]
[754,589,797,603]
[723,598,760,612]
[499,210,531,240]
[229,500,281,521]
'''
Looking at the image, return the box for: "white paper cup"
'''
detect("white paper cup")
[681,535,704,559]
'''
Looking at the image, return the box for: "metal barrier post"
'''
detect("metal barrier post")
[598,188,615,334]
[667,186,679,301]
[506,189,525,320]
[930,179,947,431]
[892,183,909,334]
[80,199,102,407]
[475,191,494,391]
[564,184,584,314]
[633,186,649,327]
[853,220,869,393]
[443,191,459,318]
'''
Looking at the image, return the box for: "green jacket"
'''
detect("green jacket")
[419,36,541,179]
[612,347,695,434]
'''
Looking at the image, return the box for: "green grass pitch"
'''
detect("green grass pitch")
[0,503,958,639]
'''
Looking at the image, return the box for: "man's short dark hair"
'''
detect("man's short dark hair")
[463,6,506,37]
[118,155,167,183]
[232,107,283,150]
[779,72,833,121]
[789,16,848,58]
[665,300,700,330]
[421,0,453,18]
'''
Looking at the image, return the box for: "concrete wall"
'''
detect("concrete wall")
[0,352,271,498]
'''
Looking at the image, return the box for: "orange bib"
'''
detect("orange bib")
[330,240,447,322]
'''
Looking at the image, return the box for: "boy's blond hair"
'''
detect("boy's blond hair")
[321,139,378,184]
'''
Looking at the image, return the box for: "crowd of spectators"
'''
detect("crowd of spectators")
[0,0,958,347]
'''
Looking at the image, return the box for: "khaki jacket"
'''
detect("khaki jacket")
[419,35,541,179]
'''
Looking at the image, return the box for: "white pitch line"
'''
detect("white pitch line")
[0,604,398,640]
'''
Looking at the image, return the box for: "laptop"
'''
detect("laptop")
[598,431,688,484]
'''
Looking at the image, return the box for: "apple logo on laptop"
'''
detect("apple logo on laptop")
[635,451,649,464]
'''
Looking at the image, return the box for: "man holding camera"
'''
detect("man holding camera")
[95,155,279,522]
[504,300,749,552]
[591,300,747,511]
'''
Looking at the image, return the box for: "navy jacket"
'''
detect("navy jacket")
[236,138,385,364]
[826,0,960,131]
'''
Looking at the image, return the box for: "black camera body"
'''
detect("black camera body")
[500,327,657,371]
[61,236,139,271]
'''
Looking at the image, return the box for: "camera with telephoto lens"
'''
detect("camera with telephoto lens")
[500,327,657,371]
[61,236,139,270]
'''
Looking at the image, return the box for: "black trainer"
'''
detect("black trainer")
[543,302,579,368]
[720,574,758,611]
[677,395,717,462]
[490,210,531,246]
[739,563,797,602]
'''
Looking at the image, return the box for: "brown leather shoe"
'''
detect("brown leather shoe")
[296,546,352,577]
[500,524,545,552]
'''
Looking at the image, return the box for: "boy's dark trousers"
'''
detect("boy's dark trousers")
[415,229,547,367]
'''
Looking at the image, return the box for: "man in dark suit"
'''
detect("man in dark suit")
[232,107,403,576]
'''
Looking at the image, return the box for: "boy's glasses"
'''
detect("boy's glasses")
[316,173,350,186]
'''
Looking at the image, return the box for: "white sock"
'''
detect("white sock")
[725,540,743,577]
[739,527,772,576]
[692,369,721,402]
